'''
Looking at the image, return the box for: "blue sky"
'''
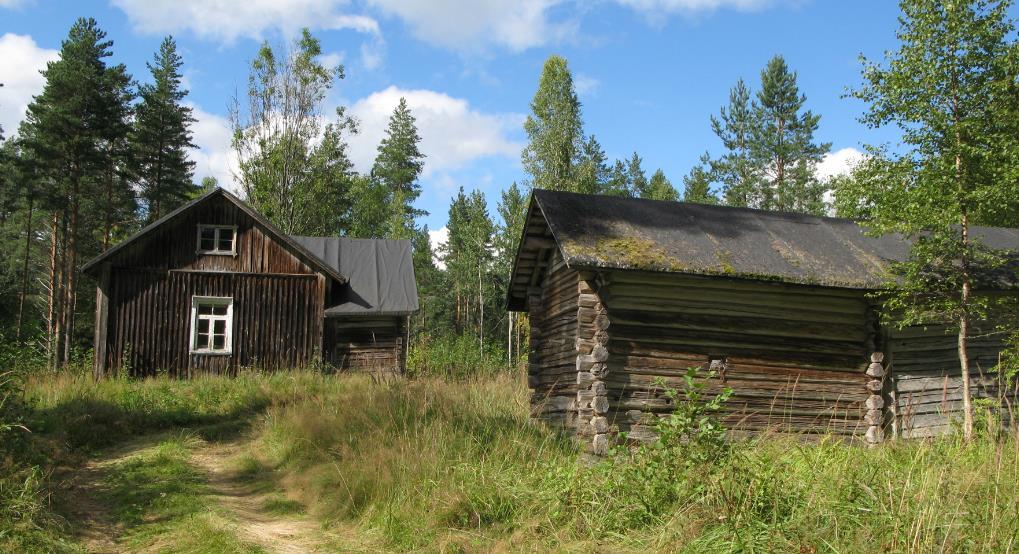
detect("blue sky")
[0,0,946,242]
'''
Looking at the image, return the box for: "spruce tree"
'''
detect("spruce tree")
[604,159,630,196]
[752,56,830,214]
[132,36,197,223]
[522,55,584,192]
[645,169,679,201]
[372,97,426,239]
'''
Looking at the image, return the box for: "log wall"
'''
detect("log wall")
[101,268,325,376]
[890,324,1014,438]
[597,271,877,445]
[527,252,581,430]
[324,315,407,373]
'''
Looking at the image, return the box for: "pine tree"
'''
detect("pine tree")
[710,79,758,207]
[495,182,529,363]
[752,56,830,214]
[347,174,389,239]
[848,0,1019,440]
[298,122,356,236]
[522,55,584,192]
[19,17,135,367]
[372,97,426,239]
[645,169,679,201]
[683,154,719,205]
[132,36,197,223]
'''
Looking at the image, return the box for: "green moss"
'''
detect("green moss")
[568,237,687,271]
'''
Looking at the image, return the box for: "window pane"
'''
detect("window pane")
[200,227,216,240]
[213,320,225,334]
[212,305,227,316]
[217,231,234,252]
[200,238,216,251]
[198,305,213,316]
[197,332,209,348]
[213,335,225,349]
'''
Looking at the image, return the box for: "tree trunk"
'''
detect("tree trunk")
[959,211,974,441]
[16,193,35,341]
[63,177,80,367]
[48,211,63,370]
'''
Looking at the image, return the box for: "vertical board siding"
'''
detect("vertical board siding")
[599,271,874,439]
[105,268,323,376]
[323,316,406,373]
[890,324,1015,438]
[112,198,314,274]
[527,253,581,430]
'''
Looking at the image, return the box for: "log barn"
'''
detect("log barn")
[83,188,418,377]
[509,190,1019,452]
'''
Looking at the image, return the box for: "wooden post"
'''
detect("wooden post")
[93,263,111,380]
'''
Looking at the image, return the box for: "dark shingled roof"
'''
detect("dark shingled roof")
[530,189,1019,289]
[291,236,419,316]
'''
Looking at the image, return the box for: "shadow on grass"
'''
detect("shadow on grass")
[31,397,268,452]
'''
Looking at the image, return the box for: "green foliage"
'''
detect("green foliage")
[682,153,719,204]
[406,334,508,379]
[132,36,198,222]
[373,97,426,241]
[644,168,679,201]
[700,57,830,214]
[231,28,357,235]
[522,55,584,192]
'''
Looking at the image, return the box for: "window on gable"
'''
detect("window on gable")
[190,296,233,354]
[197,225,236,255]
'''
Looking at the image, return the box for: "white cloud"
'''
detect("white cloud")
[111,0,380,43]
[188,106,240,192]
[0,0,28,8]
[0,33,58,135]
[428,226,449,267]
[816,147,866,182]
[347,85,523,176]
[318,51,346,71]
[574,74,600,97]
[365,0,577,52]
[614,0,775,16]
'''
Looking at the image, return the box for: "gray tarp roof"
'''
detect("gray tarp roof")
[291,236,419,316]
[531,190,1019,289]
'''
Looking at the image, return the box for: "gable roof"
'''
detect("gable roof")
[81,188,347,284]
[508,190,1019,309]
[290,236,419,316]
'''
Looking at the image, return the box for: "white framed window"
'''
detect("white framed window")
[190,296,233,354]
[196,224,237,255]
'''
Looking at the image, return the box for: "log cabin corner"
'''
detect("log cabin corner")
[82,188,418,377]
[509,190,1019,453]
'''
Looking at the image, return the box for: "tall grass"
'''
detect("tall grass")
[5,365,1019,551]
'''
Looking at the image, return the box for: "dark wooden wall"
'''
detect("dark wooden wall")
[527,252,581,430]
[101,269,324,376]
[890,324,1015,438]
[112,198,317,274]
[323,315,407,373]
[94,195,327,377]
[597,271,875,441]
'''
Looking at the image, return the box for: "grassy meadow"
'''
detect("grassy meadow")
[1,357,1019,552]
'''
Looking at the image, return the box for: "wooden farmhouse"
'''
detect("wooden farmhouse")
[509,190,1019,452]
[83,188,418,377]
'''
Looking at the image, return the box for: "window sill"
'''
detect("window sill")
[196,250,237,257]
[189,350,232,356]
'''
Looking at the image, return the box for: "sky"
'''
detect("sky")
[0,0,943,248]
